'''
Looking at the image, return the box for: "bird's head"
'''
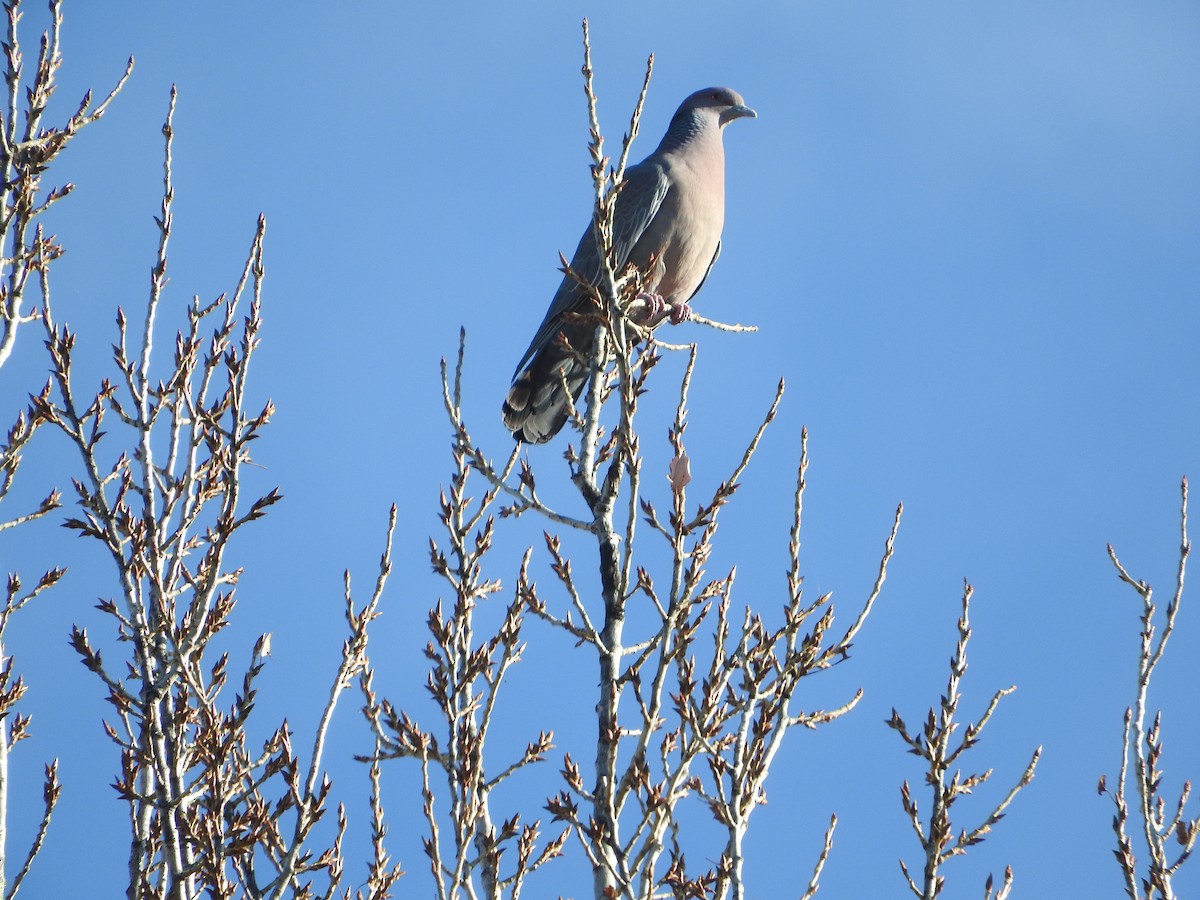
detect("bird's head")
[676,87,757,128]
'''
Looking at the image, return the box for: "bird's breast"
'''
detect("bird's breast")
[633,153,724,304]
[647,165,724,303]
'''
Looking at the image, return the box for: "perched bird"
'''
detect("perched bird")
[502,86,756,444]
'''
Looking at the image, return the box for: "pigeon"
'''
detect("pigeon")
[502,86,756,444]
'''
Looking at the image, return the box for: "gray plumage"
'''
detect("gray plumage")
[502,86,756,444]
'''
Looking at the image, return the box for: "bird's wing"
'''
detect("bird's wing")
[610,160,673,272]
[511,161,673,379]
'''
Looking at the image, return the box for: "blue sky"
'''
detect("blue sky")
[1,1,1198,896]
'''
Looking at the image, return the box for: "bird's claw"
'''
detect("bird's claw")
[633,291,667,324]
[632,292,691,327]
[668,301,692,325]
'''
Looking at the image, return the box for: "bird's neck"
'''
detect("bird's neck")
[655,110,720,155]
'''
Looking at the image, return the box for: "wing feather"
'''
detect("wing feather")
[511,160,673,378]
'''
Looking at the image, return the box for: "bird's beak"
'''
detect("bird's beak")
[722,104,757,125]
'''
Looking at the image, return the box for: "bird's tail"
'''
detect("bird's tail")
[502,341,591,444]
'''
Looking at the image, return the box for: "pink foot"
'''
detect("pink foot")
[633,291,666,324]
[668,301,692,325]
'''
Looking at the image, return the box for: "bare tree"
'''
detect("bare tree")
[361,22,905,900]
[1,6,1163,899]
[1103,477,1198,900]
[887,583,1040,899]
[34,80,402,899]
[361,335,567,900]
[0,0,129,893]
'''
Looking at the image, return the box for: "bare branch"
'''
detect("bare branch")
[1103,477,1196,899]
[889,583,1038,898]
